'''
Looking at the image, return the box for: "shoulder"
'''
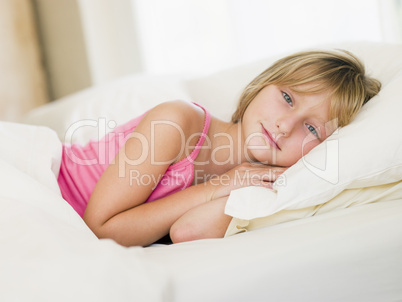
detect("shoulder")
[139,101,207,163]
[146,100,207,134]
[150,100,205,122]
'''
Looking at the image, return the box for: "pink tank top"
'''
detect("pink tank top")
[58,103,211,217]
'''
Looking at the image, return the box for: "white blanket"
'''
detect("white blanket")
[0,122,169,302]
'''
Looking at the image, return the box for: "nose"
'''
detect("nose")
[275,114,298,137]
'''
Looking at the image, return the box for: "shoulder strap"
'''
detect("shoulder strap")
[187,102,211,162]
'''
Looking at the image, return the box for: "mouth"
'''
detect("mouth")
[261,124,281,150]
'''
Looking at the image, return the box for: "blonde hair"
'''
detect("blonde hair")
[231,49,381,127]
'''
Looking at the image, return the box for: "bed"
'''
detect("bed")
[1,42,401,301]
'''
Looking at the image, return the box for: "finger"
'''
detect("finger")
[247,164,288,174]
[248,170,282,182]
[263,166,288,173]
[247,162,288,169]
[259,181,273,189]
[247,162,271,168]
[242,177,273,189]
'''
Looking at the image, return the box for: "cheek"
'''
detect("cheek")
[285,132,318,158]
[300,135,321,156]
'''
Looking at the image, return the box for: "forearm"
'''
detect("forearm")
[170,196,232,243]
[86,181,217,247]
[86,161,279,246]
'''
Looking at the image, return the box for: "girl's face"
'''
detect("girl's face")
[242,84,336,167]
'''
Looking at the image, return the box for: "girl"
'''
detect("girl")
[58,49,381,247]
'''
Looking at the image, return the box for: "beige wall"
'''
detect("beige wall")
[0,0,48,121]
[77,0,143,86]
[33,0,143,100]
[33,0,91,100]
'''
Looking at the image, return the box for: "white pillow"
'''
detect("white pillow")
[225,42,402,220]
[24,74,193,144]
[225,180,402,236]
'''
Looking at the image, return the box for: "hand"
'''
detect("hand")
[206,162,286,201]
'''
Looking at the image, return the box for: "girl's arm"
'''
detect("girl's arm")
[84,101,213,247]
[169,196,232,243]
[170,163,287,243]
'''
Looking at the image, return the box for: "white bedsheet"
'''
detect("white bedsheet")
[143,199,402,302]
[0,122,169,302]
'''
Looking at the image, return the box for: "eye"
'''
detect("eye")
[306,123,319,138]
[282,92,293,106]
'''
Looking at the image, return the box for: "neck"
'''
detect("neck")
[208,120,250,170]
[192,118,255,185]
